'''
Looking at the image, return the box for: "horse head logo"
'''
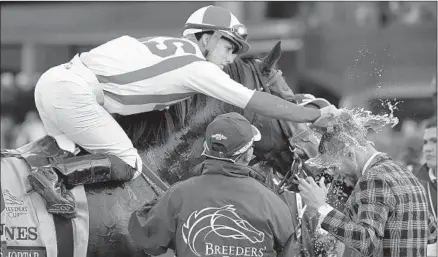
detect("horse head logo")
[182,205,265,256]
[2,190,23,206]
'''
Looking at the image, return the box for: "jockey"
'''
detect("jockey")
[30,5,341,217]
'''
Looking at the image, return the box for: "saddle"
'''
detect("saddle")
[1,135,75,169]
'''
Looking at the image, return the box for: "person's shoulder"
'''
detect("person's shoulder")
[415,164,431,181]
[238,179,293,222]
[359,161,395,189]
[364,158,423,191]
[366,156,405,177]
[166,174,202,194]
[247,179,289,207]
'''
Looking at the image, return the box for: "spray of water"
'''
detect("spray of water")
[351,106,399,133]
[308,107,399,170]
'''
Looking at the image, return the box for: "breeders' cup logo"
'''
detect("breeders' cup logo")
[2,190,28,218]
[182,205,266,257]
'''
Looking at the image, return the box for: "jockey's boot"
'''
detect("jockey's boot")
[27,154,137,218]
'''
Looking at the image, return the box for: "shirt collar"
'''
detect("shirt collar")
[429,168,437,182]
[362,152,382,175]
[200,159,256,178]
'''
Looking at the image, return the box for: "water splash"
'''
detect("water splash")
[351,107,399,133]
[308,107,399,169]
[379,98,402,120]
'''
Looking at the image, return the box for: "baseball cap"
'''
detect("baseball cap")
[202,112,261,161]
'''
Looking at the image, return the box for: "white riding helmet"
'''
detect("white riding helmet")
[183,5,250,55]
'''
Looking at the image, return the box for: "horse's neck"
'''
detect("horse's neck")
[142,95,240,184]
[225,58,258,91]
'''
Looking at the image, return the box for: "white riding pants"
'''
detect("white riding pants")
[34,55,142,177]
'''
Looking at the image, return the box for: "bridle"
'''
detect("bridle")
[247,60,306,194]
[247,60,283,91]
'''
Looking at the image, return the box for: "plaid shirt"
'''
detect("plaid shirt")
[321,153,437,257]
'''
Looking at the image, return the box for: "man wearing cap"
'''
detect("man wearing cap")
[29,4,340,218]
[296,111,437,257]
[129,112,299,257]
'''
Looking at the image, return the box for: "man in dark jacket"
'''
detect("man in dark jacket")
[417,117,437,256]
[129,112,298,257]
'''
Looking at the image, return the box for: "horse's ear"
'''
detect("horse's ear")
[262,41,282,72]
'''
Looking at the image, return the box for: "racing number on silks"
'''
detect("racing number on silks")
[144,39,197,58]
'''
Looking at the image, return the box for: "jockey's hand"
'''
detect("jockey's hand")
[320,104,342,117]
[309,105,342,129]
[310,115,334,129]
[292,93,316,103]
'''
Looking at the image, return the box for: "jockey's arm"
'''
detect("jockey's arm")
[247,92,321,123]
[183,61,322,123]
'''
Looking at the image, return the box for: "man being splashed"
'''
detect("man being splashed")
[298,110,437,257]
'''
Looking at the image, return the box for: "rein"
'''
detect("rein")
[140,165,169,196]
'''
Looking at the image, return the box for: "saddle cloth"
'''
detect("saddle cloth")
[1,156,89,257]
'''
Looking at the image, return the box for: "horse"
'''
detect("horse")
[1,42,321,257]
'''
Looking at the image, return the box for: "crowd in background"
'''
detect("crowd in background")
[1,110,46,149]
[1,74,46,149]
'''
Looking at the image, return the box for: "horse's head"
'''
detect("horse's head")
[224,42,320,176]
[214,205,265,243]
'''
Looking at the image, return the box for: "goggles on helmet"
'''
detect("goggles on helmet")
[184,23,248,41]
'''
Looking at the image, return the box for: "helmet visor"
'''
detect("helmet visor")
[185,23,248,41]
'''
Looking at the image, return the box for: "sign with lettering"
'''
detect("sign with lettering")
[2,246,46,257]
[1,172,47,257]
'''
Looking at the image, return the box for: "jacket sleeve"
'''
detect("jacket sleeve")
[320,174,395,257]
[183,61,321,123]
[247,92,321,123]
[128,189,179,256]
[428,211,437,244]
[183,61,255,109]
